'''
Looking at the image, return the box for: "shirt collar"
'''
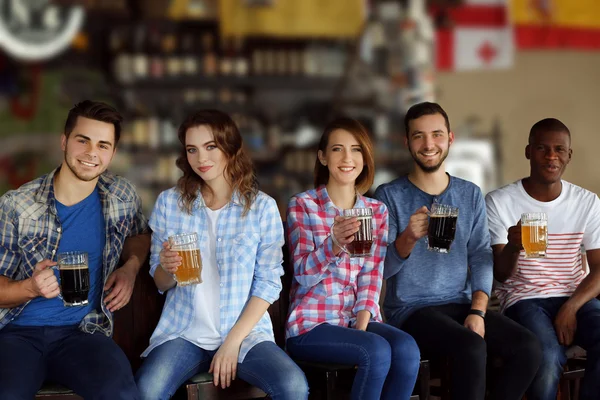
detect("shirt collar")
[192,190,252,210]
[34,166,118,206]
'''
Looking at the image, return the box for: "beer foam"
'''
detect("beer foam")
[59,264,89,270]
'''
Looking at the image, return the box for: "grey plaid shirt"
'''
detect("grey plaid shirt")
[0,167,148,336]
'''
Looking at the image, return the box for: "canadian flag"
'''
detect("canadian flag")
[433,0,514,71]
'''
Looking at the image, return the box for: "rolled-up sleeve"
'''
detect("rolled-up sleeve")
[250,197,284,304]
[0,194,21,279]
[287,196,341,288]
[148,192,167,278]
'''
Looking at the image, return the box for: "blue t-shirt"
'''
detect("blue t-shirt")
[374,175,493,326]
[12,187,105,326]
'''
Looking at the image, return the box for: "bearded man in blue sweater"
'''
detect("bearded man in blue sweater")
[374,102,541,400]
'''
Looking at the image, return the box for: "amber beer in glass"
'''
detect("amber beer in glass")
[521,212,548,258]
[342,208,373,257]
[57,251,90,306]
[168,232,203,285]
[427,204,459,253]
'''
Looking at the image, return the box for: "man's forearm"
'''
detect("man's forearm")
[394,230,417,259]
[0,276,36,308]
[471,290,489,312]
[120,234,151,274]
[494,243,520,282]
[565,269,600,312]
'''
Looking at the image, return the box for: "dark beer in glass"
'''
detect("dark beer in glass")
[57,252,90,306]
[343,208,373,257]
[427,204,459,253]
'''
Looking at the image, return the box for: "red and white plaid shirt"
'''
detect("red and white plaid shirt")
[285,185,389,338]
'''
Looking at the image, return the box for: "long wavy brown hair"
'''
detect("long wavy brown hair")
[176,109,258,215]
[314,117,375,194]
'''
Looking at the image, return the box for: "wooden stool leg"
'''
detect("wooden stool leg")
[325,370,337,399]
[558,378,570,400]
[419,361,430,400]
[186,384,200,400]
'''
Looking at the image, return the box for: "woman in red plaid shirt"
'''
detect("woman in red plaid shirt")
[285,118,421,400]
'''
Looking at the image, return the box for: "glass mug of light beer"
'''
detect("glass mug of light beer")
[521,212,548,258]
[427,204,459,253]
[341,208,374,257]
[56,251,90,306]
[168,232,203,285]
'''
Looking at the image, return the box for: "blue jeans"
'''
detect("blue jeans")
[505,296,600,400]
[286,322,420,400]
[0,324,139,400]
[135,338,308,400]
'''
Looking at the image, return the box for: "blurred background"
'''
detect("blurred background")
[1,0,599,217]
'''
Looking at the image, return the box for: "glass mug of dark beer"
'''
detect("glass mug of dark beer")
[168,232,203,286]
[341,208,374,257]
[56,251,90,306]
[427,204,459,253]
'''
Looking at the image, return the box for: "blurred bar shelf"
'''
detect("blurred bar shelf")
[117,76,341,91]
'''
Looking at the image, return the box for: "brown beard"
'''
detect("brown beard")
[411,148,449,173]
[64,154,103,182]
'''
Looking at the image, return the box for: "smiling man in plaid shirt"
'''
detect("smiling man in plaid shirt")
[0,101,150,399]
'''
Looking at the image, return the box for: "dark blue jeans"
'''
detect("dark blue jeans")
[135,338,308,400]
[286,322,421,400]
[0,324,140,400]
[505,296,600,400]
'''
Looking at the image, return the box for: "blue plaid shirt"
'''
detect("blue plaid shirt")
[0,168,149,336]
[142,187,284,362]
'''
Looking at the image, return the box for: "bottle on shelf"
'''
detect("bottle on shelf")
[181,33,199,76]
[220,38,234,76]
[132,25,149,80]
[148,28,165,79]
[111,27,134,84]
[233,37,249,77]
[202,33,218,77]
[164,32,182,77]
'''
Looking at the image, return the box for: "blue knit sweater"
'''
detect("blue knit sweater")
[374,175,493,326]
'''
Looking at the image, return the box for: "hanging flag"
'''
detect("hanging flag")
[512,0,600,50]
[432,0,514,71]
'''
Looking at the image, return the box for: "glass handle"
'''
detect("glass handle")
[51,265,63,300]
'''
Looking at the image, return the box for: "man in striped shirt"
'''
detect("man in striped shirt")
[486,118,600,400]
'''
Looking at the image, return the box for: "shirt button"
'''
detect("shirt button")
[57,227,61,232]
[52,250,56,255]
[217,237,222,242]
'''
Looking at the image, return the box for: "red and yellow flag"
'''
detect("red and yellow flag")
[512,0,600,49]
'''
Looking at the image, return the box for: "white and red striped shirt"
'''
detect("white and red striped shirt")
[485,180,600,311]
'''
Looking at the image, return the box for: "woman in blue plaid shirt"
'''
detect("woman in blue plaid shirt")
[135,110,308,400]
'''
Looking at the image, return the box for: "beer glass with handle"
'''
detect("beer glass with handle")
[56,251,90,306]
[341,208,374,257]
[168,232,203,285]
[521,212,548,258]
[427,204,459,253]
